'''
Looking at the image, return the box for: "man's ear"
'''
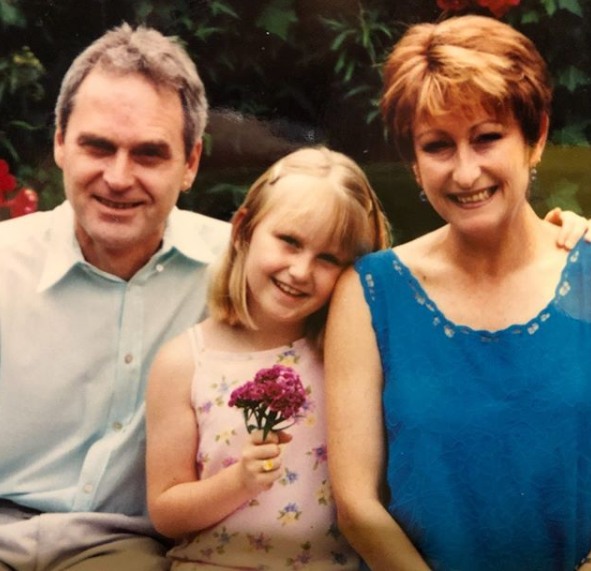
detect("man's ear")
[231,207,249,248]
[54,128,65,169]
[182,140,203,191]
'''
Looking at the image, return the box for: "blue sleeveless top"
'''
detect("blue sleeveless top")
[356,240,591,571]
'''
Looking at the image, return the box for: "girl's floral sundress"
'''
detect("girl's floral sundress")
[168,326,358,571]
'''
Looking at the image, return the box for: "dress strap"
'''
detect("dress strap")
[187,324,205,360]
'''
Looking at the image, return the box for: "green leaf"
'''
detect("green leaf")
[255,0,298,41]
[521,10,541,24]
[0,135,19,162]
[544,179,582,213]
[335,52,347,75]
[551,121,591,146]
[539,0,558,15]
[210,1,239,19]
[558,0,583,16]
[556,66,590,93]
[331,30,353,51]
[0,0,26,28]
[8,120,40,131]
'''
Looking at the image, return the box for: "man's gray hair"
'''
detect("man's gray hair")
[55,23,207,159]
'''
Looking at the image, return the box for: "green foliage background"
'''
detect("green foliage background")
[1,0,590,241]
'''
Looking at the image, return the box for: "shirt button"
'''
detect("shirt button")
[155,264,164,273]
[83,484,93,494]
[113,422,123,431]
[124,354,133,364]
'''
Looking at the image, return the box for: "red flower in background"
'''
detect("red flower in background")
[0,160,17,196]
[0,159,38,219]
[437,0,470,10]
[437,0,521,17]
[475,0,521,17]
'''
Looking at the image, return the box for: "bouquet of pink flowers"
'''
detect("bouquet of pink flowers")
[228,364,307,441]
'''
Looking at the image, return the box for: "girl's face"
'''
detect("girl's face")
[412,107,546,238]
[240,174,349,337]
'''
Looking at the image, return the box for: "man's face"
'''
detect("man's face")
[54,69,201,269]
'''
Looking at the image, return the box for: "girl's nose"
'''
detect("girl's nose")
[103,152,134,192]
[288,255,313,282]
[452,146,481,189]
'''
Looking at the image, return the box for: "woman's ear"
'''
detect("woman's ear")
[412,163,422,188]
[530,113,550,166]
[231,207,249,248]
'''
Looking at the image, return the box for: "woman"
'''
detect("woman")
[325,15,591,571]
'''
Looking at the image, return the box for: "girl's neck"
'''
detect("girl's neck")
[200,318,305,353]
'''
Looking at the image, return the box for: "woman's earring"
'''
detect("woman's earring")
[530,166,538,184]
[419,189,428,203]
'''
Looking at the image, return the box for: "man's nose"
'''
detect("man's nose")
[103,152,134,192]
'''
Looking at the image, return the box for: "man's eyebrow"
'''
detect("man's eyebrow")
[77,134,115,150]
[132,141,172,158]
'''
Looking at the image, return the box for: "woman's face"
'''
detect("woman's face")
[412,107,547,237]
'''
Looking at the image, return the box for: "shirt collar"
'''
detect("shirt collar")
[37,202,84,292]
[161,207,218,265]
[37,203,217,292]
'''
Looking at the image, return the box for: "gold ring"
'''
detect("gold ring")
[262,459,275,472]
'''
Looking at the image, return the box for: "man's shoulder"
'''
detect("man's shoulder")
[173,208,230,233]
[0,209,56,250]
[170,208,231,258]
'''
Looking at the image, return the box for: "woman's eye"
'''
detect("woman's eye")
[422,140,451,154]
[475,132,502,144]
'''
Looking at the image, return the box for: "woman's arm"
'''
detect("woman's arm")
[325,268,431,571]
[146,333,285,539]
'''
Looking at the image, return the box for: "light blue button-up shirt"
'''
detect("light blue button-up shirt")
[0,201,229,516]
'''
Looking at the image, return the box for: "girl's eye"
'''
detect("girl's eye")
[318,253,342,266]
[278,234,299,248]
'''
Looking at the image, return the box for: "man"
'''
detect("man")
[0,24,229,570]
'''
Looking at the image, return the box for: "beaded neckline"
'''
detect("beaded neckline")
[383,243,580,341]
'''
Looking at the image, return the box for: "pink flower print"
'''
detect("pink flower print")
[215,428,237,445]
[247,532,274,553]
[200,547,214,559]
[213,377,239,406]
[222,456,238,468]
[198,400,213,415]
[277,348,300,366]
[212,526,237,554]
[196,451,209,477]
[279,467,299,486]
[278,502,302,526]
[286,541,312,569]
[307,444,327,470]
[327,522,341,539]
[331,551,349,565]
[316,479,333,506]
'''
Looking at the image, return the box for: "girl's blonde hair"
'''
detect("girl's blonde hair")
[208,146,391,351]
[381,15,552,162]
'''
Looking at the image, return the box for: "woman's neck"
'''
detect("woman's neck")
[441,204,548,278]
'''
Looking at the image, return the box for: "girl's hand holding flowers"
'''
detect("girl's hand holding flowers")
[229,365,306,494]
[238,429,292,495]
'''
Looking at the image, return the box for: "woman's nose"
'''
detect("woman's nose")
[452,145,481,189]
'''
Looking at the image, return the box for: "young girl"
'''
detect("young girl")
[145,147,391,570]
